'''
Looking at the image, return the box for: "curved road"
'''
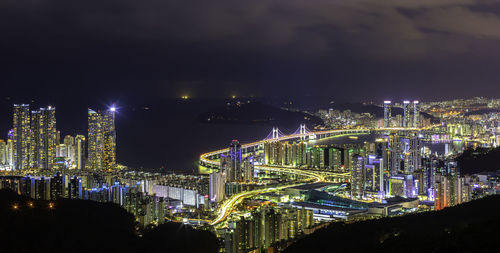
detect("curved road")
[210,166,324,226]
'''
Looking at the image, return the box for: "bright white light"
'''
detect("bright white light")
[110,106,116,112]
[403,100,410,104]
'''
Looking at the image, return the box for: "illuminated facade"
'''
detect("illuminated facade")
[87,108,116,170]
[13,104,31,170]
[328,147,342,170]
[350,154,365,199]
[434,173,472,210]
[63,135,75,163]
[407,134,421,174]
[227,140,242,182]
[31,107,57,170]
[413,100,419,128]
[387,133,401,175]
[209,167,226,203]
[264,140,308,167]
[383,101,391,128]
[75,135,86,170]
[242,158,254,183]
[403,100,411,128]
[0,140,6,165]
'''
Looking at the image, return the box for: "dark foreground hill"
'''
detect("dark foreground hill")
[285,195,500,253]
[0,189,218,253]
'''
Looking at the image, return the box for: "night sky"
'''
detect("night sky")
[2,0,500,101]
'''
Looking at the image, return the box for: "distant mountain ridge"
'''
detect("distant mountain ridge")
[197,101,324,129]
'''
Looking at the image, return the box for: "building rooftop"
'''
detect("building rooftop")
[288,182,335,191]
[292,201,367,214]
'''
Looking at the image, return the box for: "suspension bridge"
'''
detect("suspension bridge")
[200,124,433,167]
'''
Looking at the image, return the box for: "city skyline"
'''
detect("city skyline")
[2,0,500,251]
[0,96,499,252]
[1,104,117,171]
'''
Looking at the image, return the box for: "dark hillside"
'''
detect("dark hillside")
[285,195,500,253]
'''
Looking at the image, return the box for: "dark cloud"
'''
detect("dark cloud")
[1,0,500,101]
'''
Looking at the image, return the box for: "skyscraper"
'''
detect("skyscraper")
[6,131,14,168]
[408,134,421,174]
[0,139,6,165]
[403,100,411,128]
[413,100,419,128]
[227,140,242,182]
[350,154,365,199]
[102,107,117,170]
[383,101,392,128]
[210,161,227,203]
[13,104,31,170]
[75,135,86,170]
[388,133,401,175]
[31,106,57,170]
[64,135,75,163]
[88,107,116,170]
[242,158,254,183]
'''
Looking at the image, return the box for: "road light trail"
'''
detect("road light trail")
[210,181,306,226]
[210,165,325,226]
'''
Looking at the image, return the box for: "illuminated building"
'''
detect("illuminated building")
[365,156,385,194]
[56,144,67,158]
[13,104,31,170]
[6,136,14,168]
[350,154,365,199]
[209,162,226,203]
[413,100,419,128]
[242,158,254,183]
[292,141,307,167]
[226,140,242,182]
[225,205,314,253]
[264,140,283,166]
[407,134,421,174]
[68,176,82,199]
[50,172,63,200]
[383,101,392,128]
[282,141,292,165]
[75,135,86,170]
[63,135,75,163]
[34,177,51,200]
[30,106,57,170]
[388,133,401,175]
[434,173,472,210]
[389,174,415,197]
[308,147,326,168]
[87,109,100,169]
[264,141,271,164]
[87,107,116,170]
[403,100,411,128]
[0,140,6,165]
[328,147,342,170]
